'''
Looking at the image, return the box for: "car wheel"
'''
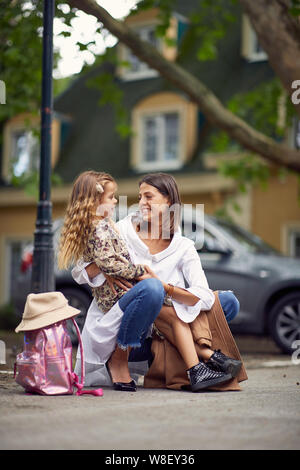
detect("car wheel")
[58,287,91,345]
[268,292,300,354]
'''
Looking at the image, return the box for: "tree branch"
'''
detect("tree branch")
[240,0,300,117]
[67,0,300,173]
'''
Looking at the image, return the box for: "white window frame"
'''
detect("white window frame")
[241,15,268,63]
[10,128,39,177]
[293,117,300,149]
[282,223,300,257]
[289,228,300,258]
[2,118,40,182]
[134,105,185,172]
[121,23,161,81]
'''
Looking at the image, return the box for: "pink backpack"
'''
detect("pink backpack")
[14,318,102,397]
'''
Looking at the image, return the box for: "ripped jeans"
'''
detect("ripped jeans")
[117,278,165,350]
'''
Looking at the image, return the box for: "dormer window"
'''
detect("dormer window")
[141,111,180,169]
[294,118,300,149]
[10,129,39,177]
[127,25,159,75]
[118,8,180,81]
[131,92,198,173]
[241,15,267,63]
[2,115,40,181]
[2,113,63,182]
[120,24,161,81]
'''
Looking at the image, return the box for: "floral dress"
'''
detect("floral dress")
[83,218,145,312]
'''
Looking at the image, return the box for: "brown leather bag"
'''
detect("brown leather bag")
[144,291,248,391]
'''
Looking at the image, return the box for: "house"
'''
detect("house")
[0,1,300,307]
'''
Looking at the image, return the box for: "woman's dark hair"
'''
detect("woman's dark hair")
[139,173,182,237]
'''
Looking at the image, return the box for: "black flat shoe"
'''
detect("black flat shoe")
[111,380,137,392]
[106,362,137,392]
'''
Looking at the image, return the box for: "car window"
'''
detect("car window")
[181,221,225,253]
[215,218,280,254]
[200,229,221,253]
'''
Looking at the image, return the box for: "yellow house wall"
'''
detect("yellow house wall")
[252,171,300,253]
[124,8,161,25]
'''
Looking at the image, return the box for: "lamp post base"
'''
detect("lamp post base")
[31,200,55,294]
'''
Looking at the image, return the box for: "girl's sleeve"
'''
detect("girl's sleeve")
[71,260,106,288]
[92,224,145,280]
[175,243,215,316]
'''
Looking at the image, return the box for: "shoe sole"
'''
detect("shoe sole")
[113,382,137,392]
[191,373,232,392]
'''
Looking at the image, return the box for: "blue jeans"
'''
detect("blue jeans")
[218,290,240,323]
[128,289,240,363]
[117,278,165,350]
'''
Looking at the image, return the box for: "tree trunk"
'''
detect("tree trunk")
[240,0,300,117]
[67,0,300,173]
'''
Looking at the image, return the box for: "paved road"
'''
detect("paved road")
[0,354,299,450]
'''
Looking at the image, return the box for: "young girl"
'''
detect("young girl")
[58,170,166,391]
[59,171,145,312]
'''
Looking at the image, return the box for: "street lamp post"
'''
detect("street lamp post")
[31,0,55,293]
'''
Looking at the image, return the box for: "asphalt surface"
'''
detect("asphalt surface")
[0,334,300,451]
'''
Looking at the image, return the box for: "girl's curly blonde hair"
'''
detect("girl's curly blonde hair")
[58,170,115,270]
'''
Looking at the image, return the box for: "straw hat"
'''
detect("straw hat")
[15,291,81,333]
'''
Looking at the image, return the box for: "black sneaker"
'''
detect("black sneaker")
[187,361,232,392]
[206,349,242,378]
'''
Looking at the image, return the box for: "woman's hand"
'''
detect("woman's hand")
[136,265,168,293]
[85,262,133,294]
[136,265,157,281]
[104,274,133,295]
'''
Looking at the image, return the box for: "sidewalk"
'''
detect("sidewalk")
[1,352,300,450]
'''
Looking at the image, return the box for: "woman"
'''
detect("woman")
[73,173,244,392]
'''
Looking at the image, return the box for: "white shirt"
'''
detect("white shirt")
[72,212,215,374]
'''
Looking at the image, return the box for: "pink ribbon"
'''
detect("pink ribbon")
[70,318,103,397]
[72,372,103,397]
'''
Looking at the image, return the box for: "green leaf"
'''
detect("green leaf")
[58,31,72,38]
[197,41,217,61]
